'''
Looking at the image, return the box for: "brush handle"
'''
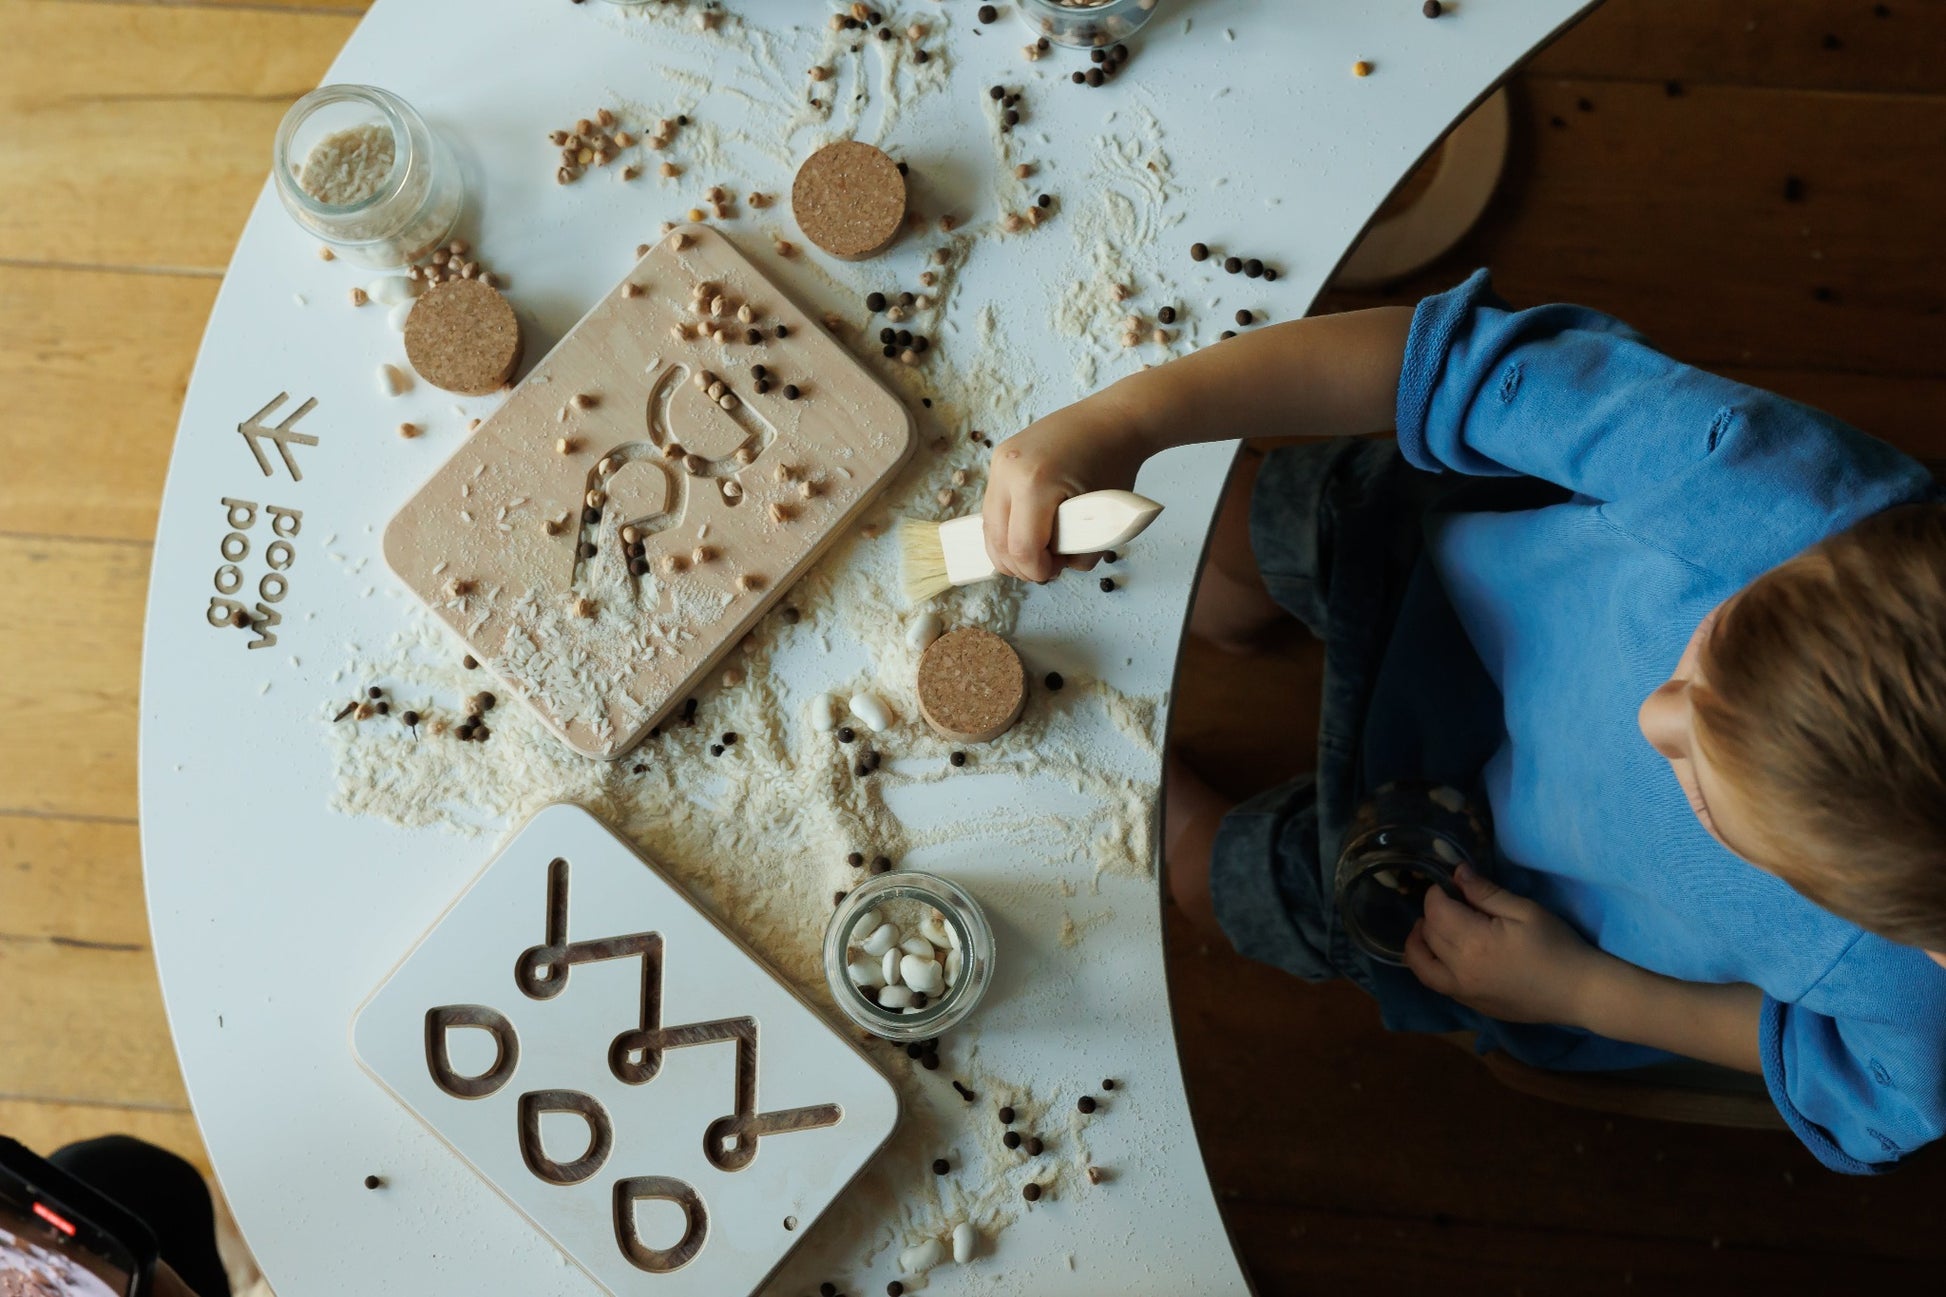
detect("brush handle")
[938,490,1164,587]
[1051,489,1164,554]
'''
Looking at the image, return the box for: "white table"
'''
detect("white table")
[139,2,1596,1292]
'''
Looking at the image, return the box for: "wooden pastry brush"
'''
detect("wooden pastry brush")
[899,489,1164,602]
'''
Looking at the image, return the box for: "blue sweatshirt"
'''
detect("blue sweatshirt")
[1374,271,1946,1173]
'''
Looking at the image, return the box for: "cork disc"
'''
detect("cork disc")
[791,141,908,261]
[403,278,523,395]
[917,627,1027,744]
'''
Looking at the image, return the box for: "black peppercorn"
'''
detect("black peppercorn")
[783,384,801,400]
[1158,305,1176,324]
[1099,577,1116,592]
[363,1175,382,1190]
[866,291,887,312]
[401,710,419,727]
[1004,1131,1022,1149]
[1044,671,1064,691]
[1078,1095,1098,1113]
[1023,1183,1042,1202]
[838,726,856,743]
[1223,256,1242,273]
[1071,70,1086,84]
[1102,1077,1117,1090]
[848,851,865,867]
[1025,1136,1043,1156]
[1190,242,1209,261]
[932,1158,950,1175]
[950,751,966,767]
[1236,308,1253,325]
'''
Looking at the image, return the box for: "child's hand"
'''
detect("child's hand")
[980,388,1150,583]
[1403,864,1608,1025]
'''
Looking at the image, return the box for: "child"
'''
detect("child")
[981,271,1946,1174]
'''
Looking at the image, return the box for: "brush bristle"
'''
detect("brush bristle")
[897,516,953,603]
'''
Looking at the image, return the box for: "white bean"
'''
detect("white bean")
[951,1222,976,1264]
[860,922,900,957]
[854,908,881,934]
[848,691,894,731]
[386,300,415,331]
[809,692,840,732]
[365,276,419,306]
[945,947,964,988]
[906,610,943,651]
[1430,785,1466,813]
[919,911,953,950]
[901,954,943,994]
[898,1238,944,1277]
[878,984,915,1009]
[846,959,886,989]
[882,947,903,987]
[900,936,934,959]
[946,919,962,952]
[376,363,410,398]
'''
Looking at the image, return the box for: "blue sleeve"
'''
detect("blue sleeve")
[1396,271,1935,580]
[1758,941,1946,1174]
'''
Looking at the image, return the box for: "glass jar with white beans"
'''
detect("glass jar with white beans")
[823,873,994,1043]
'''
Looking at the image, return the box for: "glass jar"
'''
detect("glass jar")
[272,84,463,269]
[1334,781,1491,966]
[823,872,994,1043]
[1018,0,1162,49]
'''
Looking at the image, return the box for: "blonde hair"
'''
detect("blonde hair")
[1692,503,1946,950]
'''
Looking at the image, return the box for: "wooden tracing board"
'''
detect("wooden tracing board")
[352,804,900,1297]
[385,225,917,759]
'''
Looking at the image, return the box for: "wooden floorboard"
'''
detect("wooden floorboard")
[0,536,148,821]
[0,265,215,542]
[1,816,147,946]
[1529,0,1946,95]
[0,0,355,271]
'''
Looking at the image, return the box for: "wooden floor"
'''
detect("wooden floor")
[3,1,1944,1292]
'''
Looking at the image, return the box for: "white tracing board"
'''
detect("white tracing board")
[352,803,900,1296]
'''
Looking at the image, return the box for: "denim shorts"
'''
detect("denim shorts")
[1207,438,1439,999]
[1206,441,1683,1066]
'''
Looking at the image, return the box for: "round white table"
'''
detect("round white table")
[140,2,1597,1292]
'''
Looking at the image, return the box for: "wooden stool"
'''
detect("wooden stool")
[1333,89,1511,290]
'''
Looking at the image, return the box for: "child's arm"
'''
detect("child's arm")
[981,307,1416,581]
[1408,866,1763,1073]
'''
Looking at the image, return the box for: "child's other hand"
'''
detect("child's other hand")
[981,388,1148,583]
[1404,864,1607,1026]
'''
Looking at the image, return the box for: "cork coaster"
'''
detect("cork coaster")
[917,627,1027,744]
[403,278,522,395]
[791,141,907,261]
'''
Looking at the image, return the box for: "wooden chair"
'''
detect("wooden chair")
[1440,1033,1786,1130]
